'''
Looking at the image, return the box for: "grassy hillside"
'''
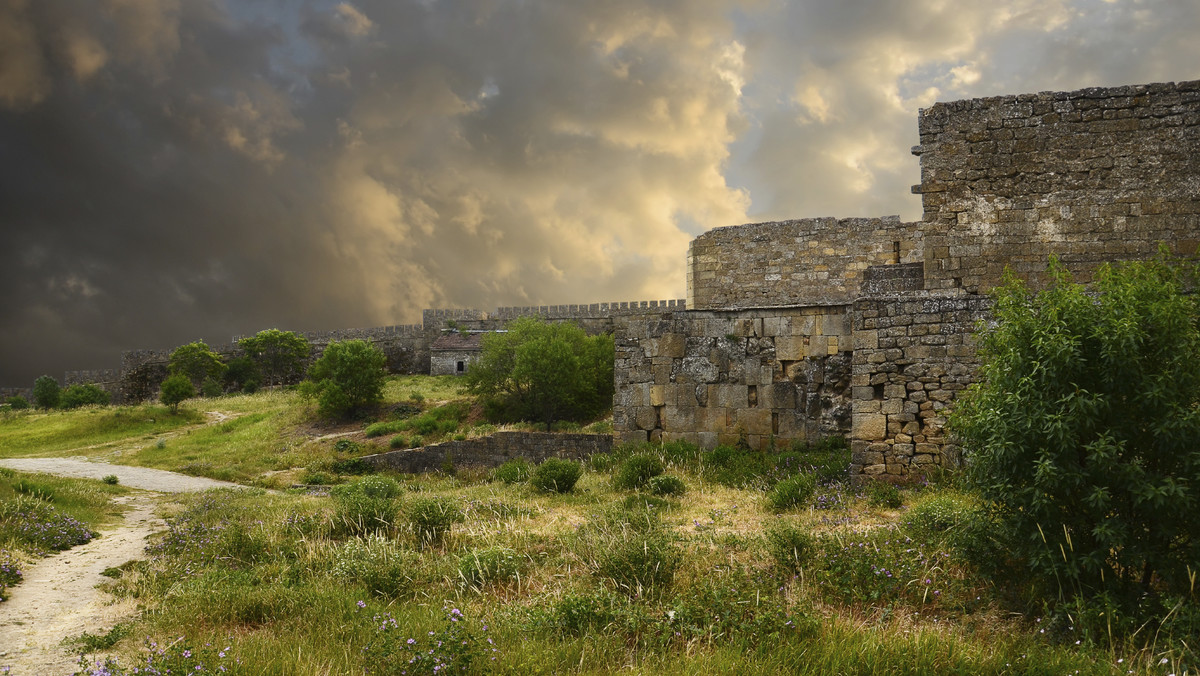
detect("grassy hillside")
[1,377,1193,674]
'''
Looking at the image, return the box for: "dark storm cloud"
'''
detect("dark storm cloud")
[1,0,1197,385]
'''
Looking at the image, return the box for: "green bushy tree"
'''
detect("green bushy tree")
[302,339,386,419]
[238,328,310,387]
[5,395,30,410]
[32,375,60,409]
[953,255,1200,602]
[168,341,227,389]
[159,374,196,413]
[59,383,110,408]
[465,317,614,430]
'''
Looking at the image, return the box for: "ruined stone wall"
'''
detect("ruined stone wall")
[687,218,922,311]
[848,292,991,479]
[430,350,474,376]
[360,432,612,473]
[613,307,852,450]
[916,81,1200,293]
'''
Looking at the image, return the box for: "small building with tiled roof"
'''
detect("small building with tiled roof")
[430,332,485,376]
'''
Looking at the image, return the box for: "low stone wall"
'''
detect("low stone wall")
[360,432,612,473]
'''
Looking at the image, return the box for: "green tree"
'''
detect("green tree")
[465,317,615,430]
[59,383,110,408]
[238,329,310,387]
[5,395,30,410]
[160,373,196,413]
[32,375,60,409]
[223,355,261,394]
[168,341,227,389]
[302,340,386,419]
[952,255,1200,602]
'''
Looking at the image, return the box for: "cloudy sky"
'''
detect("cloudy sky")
[2,0,1198,385]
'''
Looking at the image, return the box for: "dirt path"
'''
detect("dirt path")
[0,494,163,675]
[0,458,247,493]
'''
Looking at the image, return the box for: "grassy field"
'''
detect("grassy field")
[0,379,1194,674]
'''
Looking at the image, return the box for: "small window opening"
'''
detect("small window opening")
[456,361,465,373]
[893,241,901,264]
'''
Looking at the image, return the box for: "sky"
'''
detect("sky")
[2,0,1199,386]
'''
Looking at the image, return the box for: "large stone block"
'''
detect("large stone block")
[852,413,888,441]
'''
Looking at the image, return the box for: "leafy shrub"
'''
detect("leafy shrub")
[953,256,1200,603]
[5,395,29,410]
[302,470,335,485]
[159,374,195,413]
[102,475,119,485]
[765,522,815,573]
[613,454,664,490]
[540,590,622,636]
[302,339,387,420]
[767,473,817,512]
[666,571,818,648]
[168,341,227,388]
[458,546,522,586]
[59,383,110,408]
[865,481,903,508]
[388,435,408,449]
[330,534,417,597]
[32,375,60,409]
[530,458,583,493]
[333,439,361,453]
[238,328,310,387]
[647,474,686,497]
[407,496,463,547]
[493,458,531,484]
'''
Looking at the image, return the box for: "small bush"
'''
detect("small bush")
[331,457,372,475]
[865,481,903,508]
[647,474,686,497]
[493,458,532,484]
[5,395,29,410]
[102,475,119,485]
[365,420,405,438]
[530,458,583,493]
[765,522,815,573]
[458,546,522,586]
[767,473,817,512]
[302,470,335,485]
[388,435,409,449]
[330,534,417,597]
[32,375,60,409]
[407,497,463,547]
[59,383,111,408]
[613,454,664,490]
[900,491,977,542]
[331,477,404,537]
[200,376,223,398]
[333,439,361,453]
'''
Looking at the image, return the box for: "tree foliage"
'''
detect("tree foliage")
[32,375,60,409]
[168,341,227,388]
[302,340,387,419]
[952,255,1200,601]
[59,383,110,408]
[464,317,615,430]
[160,374,196,413]
[238,328,310,387]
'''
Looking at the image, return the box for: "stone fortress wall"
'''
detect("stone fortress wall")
[52,299,684,404]
[20,80,1200,482]
[615,80,1200,480]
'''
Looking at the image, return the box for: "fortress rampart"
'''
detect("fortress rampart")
[615,80,1200,480]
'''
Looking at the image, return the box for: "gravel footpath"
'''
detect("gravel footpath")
[0,457,245,493]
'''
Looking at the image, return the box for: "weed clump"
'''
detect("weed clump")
[767,473,817,512]
[765,522,815,574]
[407,496,463,548]
[646,474,686,497]
[330,534,417,598]
[530,458,583,493]
[865,480,903,508]
[492,458,532,484]
[458,546,522,587]
[331,476,404,537]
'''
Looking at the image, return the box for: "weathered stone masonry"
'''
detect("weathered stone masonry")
[617,80,1200,480]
